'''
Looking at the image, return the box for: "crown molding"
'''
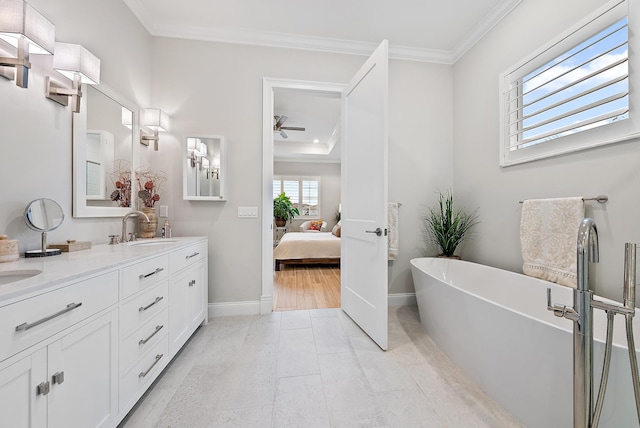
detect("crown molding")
[450,0,523,62]
[124,0,522,65]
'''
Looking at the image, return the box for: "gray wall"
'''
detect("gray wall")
[0,0,152,252]
[148,37,454,305]
[452,0,640,302]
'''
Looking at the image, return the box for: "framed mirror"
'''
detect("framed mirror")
[72,83,139,217]
[183,135,226,201]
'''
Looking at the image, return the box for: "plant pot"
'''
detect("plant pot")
[139,207,158,238]
[436,254,461,260]
[275,218,287,227]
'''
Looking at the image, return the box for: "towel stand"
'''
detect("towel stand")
[518,195,608,204]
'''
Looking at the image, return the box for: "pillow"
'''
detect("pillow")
[335,226,341,237]
[331,224,339,235]
[309,220,323,231]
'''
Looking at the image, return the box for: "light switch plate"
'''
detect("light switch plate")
[238,207,258,218]
[159,205,169,218]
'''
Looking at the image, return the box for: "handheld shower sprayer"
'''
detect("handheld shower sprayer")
[624,243,636,311]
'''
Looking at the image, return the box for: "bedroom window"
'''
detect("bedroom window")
[499,0,638,166]
[273,176,320,218]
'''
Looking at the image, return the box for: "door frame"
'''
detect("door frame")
[261,78,346,314]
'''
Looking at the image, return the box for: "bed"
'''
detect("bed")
[273,231,340,270]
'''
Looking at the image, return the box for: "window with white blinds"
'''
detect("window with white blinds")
[273,176,320,217]
[499,0,637,166]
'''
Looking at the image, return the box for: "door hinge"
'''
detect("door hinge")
[36,381,50,396]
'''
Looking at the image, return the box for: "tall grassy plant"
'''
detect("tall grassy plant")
[423,191,478,257]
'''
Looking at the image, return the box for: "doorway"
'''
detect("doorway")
[261,79,345,314]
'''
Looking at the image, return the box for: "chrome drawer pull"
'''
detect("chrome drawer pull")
[139,296,163,312]
[36,381,50,396]
[186,252,199,260]
[139,267,164,280]
[139,353,163,378]
[139,325,164,345]
[52,371,65,385]
[15,302,83,332]
[189,279,195,287]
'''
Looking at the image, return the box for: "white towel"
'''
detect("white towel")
[520,197,585,288]
[388,202,399,260]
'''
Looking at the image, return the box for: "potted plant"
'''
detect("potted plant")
[422,191,478,258]
[273,192,299,227]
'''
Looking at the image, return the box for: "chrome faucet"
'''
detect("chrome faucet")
[547,219,639,427]
[121,210,150,243]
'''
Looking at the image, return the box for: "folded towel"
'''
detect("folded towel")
[388,202,399,260]
[520,197,585,288]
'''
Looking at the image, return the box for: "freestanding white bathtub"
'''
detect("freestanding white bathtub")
[410,257,640,428]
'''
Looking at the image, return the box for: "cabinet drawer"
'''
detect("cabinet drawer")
[120,308,168,373]
[120,280,169,337]
[0,271,118,362]
[121,254,169,299]
[170,241,206,273]
[119,335,169,413]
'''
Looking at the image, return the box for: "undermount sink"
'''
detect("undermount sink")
[128,239,178,246]
[0,269,42,285]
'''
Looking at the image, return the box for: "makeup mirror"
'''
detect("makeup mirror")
[24,198,65,257]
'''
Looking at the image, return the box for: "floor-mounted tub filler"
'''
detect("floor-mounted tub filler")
[411,220,640,428]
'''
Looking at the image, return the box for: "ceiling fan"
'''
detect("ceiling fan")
[274,115,305,139]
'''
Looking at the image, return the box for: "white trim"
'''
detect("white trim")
[262,78,346,316]
[451,0,524,62]
[388,293,417,307]
[123,0,523,64]
[208,301,261,317]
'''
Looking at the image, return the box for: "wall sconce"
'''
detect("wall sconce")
[211,155,220,179]
[140,108,168,151]
[201,157,210,177]
[0,0,55,88]
[187,137,202,167]
[45,42,100,113]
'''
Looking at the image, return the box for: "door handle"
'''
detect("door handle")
[365,227,382,237]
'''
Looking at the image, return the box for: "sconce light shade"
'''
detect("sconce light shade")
[187,137,201,153]
[52,42,100,85]
[45,43,100,113]
[121,107,133,129]
[141,108,169,151]
[0,0,55,87]
[143,108,169,132]
[0,0,55,54]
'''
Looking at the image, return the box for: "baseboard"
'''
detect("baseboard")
[208,301,261,317]
[388,293,417,306]
[209,293,416,317]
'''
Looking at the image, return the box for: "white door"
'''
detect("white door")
[341,40,389,350]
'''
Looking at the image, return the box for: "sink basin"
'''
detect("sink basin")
[0,269,42,285]
[128,240,178,247]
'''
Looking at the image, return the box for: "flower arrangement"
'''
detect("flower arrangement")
[109,160,132,207]
[136,168,167,208]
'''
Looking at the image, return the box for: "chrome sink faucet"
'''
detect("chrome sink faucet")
[121,210,150,243]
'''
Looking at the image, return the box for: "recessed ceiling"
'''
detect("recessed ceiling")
[123,0,523,63]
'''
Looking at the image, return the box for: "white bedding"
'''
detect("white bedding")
[273,232,340,260]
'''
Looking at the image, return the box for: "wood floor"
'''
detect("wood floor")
[273,265,340,311]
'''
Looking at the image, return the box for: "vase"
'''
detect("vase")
[139,207,158,238]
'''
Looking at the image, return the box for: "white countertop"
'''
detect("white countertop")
[0,236,207,306]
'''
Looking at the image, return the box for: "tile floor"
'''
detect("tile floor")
[119,306,524,427]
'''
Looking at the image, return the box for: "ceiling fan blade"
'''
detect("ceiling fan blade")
[281,126,305,131]
[274,115,288,129]
[280,130,288,139]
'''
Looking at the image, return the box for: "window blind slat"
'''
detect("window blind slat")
[507,106,629,149]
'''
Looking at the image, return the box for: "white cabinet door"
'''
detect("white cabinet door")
[169,268,191,355]
[0,348,47,428]
[169,260,206,356]
[48,310,118,428]
[188,261,206,330]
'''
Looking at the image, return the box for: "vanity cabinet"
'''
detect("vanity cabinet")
[0,238,208,428]
[169,242,207,355]
[0,272,119,428]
